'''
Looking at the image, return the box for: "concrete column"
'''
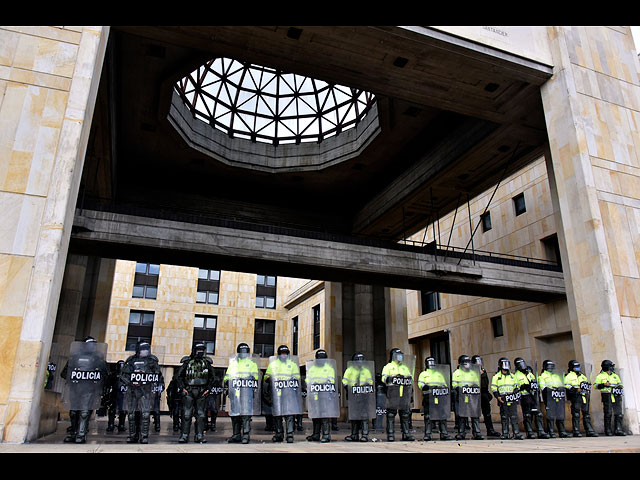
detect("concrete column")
[0,27,109,443]
[541,26,640,433]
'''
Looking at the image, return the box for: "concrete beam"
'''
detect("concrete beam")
[71,209,565,303]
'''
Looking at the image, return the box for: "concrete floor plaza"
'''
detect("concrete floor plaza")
[1,415,639,453]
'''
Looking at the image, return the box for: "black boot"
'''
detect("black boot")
[307,419,321,441]
[360,420,370,442]
[272,417,284,442]
[484,414,500,437]
[523,414,535,439]
[423,417,432,441]
[439,420,453,440]
[604,414,613,436]
[614,415,625,436]
[571,410,582,437]
[228,417,242,443]
[455,416,465,440]
[511,416,524,440]
[471,417,484,440]
[535,412,549,438]
[127,415,139,443]
[64,411,78,443]
[285,415,295,443]
[583,413,598,437]
[321,419,331,443]
[386,411,396,441]
[139,412,150,444]
[400,411,415,441]
[500,417,510,440]
[153,412,160,433]
[345,421,360,441]
[557,420,570,438]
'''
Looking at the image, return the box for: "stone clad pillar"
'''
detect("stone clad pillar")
[0,27,109,443]
[541,26,640,433]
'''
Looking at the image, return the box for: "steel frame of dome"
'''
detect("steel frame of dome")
[174,57,377,146]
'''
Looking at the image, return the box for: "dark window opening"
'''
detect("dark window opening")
[481,212,492,232]
[197,268,220,304]
[421,291,441,315]
[313,304,321,349]
[256,275,277,309]
[254,319,276,358]
[292,316,299,355]
[491,315,504,338]
[513,193,526,216]
[133,262,159,299]
[126,310,154,351]
[193,315,217,354]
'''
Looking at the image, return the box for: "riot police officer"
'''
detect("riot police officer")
[224,342,260,444]
[264,345,303,443]
[513,358,548,439]
[472,355,499,437]
[452,354,484,440]
[595,360,625,436]
[490,358,524,440]
[418,356,453,441]
[539,360,569,438]
[120,341,162,444]
[565,360,597,437]
[342,352,375,442]
[381,348,415,442]
[104,361,122,432]
[176,342,216,443]
[61,337,108,443]
[306,349,338,443]
[167,371,182,432]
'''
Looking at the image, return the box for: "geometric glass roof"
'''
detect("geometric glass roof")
[174,57,376,146]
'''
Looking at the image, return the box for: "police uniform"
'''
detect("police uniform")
[595,360,625,436]
[224,344,260,444]
[306,350,336,443]
[452,355,484,440]
[381,348,415,442]
[176,343,216,443]
[513,358,548,439]
[342,355,374,442]
[490,359,524,440]
[264,346,301,443]
[565,360,597,437]
[417,359,452,441]
[539,361,569,438]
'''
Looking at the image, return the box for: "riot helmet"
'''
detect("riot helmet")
[568,360,581,373]
[136,341,151,358]
[498,357,511,372]
[458,355,471,369]
[352,352,365,362]
[601,360,615,372]
[277,345,290,361]
[83,336,96,343]
[514,357,527,372]
[542,360,556,372]
[389,348,404,363]
[192,342,206,358]
[237,343,250,354]
[425,356,436,369]
[315,349,328,365]
[471,355,483,367]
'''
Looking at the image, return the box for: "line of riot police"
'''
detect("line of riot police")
[61,339,627,444]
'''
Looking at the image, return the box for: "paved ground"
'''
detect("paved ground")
[1,416,639,453]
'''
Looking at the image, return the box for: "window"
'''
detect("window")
[254,319,276,358]
[542,234,562,267]
[491,315,504,338]
[513,193,526,216]
[421,291,441,315]
[256,274,276,309]
[197,268,220,304]
[126,310,155,351]
[313,304,321,349]
[292,316,299,356]
[481,212,492,232]
[192,315,217,354]
[132,262,159,299]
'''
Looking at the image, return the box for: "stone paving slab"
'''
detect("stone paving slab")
[1,416,638,454]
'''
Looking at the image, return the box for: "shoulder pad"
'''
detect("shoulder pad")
[180,356,190,363]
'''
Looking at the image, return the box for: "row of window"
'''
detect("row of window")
[125,303,322,358]
[133,264,276,309]
[480,192,526,233]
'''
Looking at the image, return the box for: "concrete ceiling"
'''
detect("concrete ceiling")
[81,26,552,243]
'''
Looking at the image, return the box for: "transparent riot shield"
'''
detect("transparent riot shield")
[543,372,565,420]
[267,354,303,416]
[384,353,415,411]
[226,353,262,416]
[344,360,376,421]
[455,364,481,418]
[502,385,522,422]
[124,357,162,414]
[63,341,108,411]
[305,358,340,419]
[422,365,451,421]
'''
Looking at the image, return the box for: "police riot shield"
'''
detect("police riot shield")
[611,367,625,416]
[268,354,303,416]
[306,358,340,419]
[456,364,481,418]
[502,385,522,421]
[544,372,566,420]
[345,360,376,421]
[63,341,108,411]
[124,357,162,414]
[423,365,451,421]
[227,353,262,416]
[374,383,387,431]
[576,363,593,411]
[385,353,415,411]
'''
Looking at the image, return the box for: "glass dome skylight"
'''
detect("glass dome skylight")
[174,57,376,146]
